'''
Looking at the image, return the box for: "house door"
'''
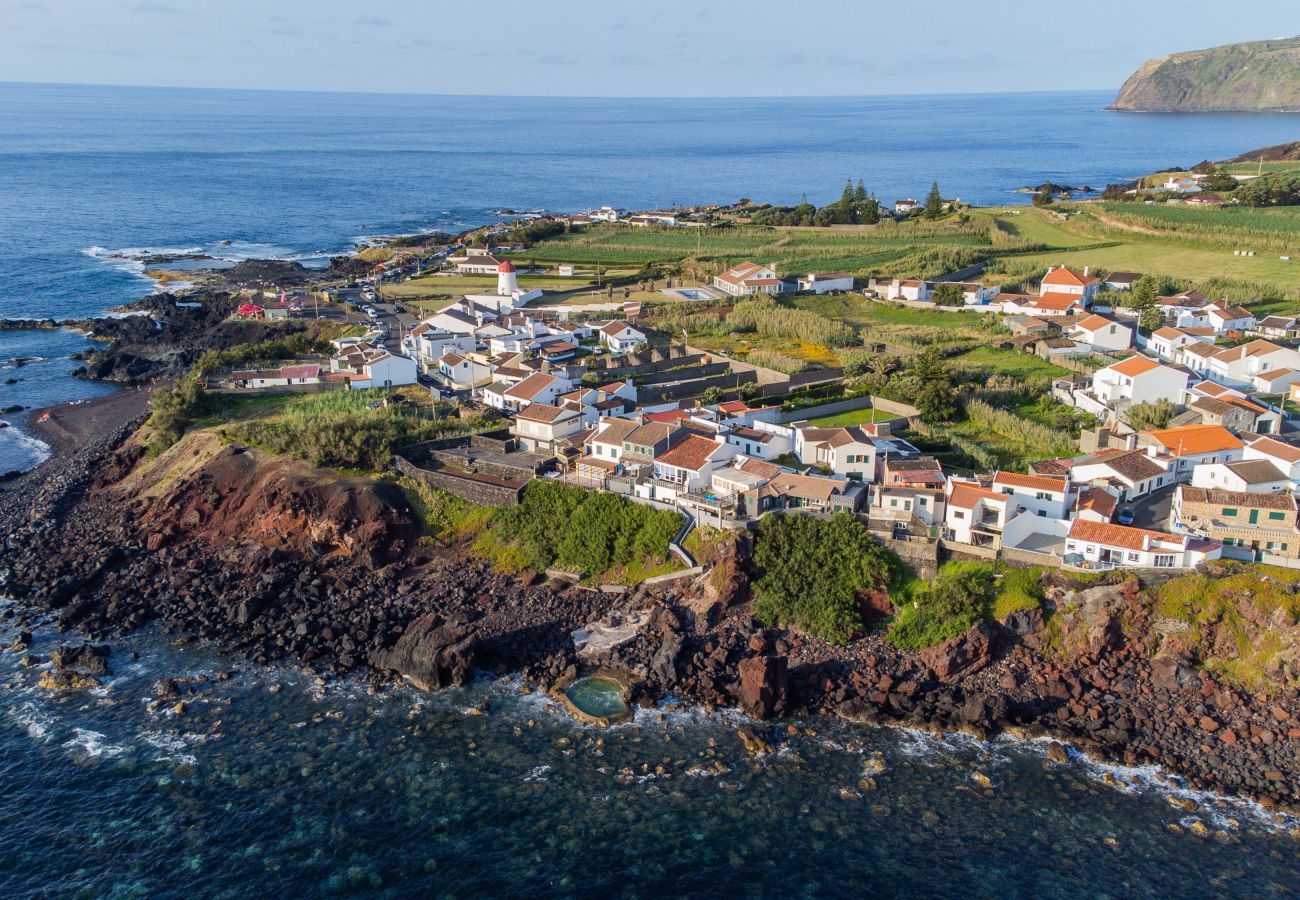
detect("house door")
[1099,548,1113,563]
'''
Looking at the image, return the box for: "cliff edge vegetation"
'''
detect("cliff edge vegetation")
[1110,36,1300,112]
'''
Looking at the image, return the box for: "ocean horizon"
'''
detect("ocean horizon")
[4,80,1300,894]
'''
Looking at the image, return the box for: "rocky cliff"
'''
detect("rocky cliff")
[1110,37,1300,112]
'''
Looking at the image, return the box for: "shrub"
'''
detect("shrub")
[888,562,993,649]
[751,513,897,644]
[888,562,1046,649]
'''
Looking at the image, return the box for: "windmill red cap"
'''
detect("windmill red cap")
[499,260,515,273]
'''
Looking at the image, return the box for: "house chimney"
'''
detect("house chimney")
[1083,266,1090,277]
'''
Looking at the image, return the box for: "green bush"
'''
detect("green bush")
[230,389,478,472]
[888,562,1047,649]
[751,512,897,644]
[888,562,992,649]
[494,481,682,578]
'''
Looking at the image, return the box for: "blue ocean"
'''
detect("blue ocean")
[3,83,1300,894]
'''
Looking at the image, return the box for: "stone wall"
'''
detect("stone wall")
[640,370,757,404]
[394,457,523,507]
[635,362,733,387]
[871,534,940,579]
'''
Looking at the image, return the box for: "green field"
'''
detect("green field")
[521,219,1007,278]
[809,407,901,427]
[948,347,1069,379]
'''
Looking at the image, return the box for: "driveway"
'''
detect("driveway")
[1128,484,1176,531]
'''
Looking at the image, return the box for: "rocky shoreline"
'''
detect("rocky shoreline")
[1,394,1299,818]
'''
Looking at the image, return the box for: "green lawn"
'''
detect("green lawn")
[793,294,996,329]
[521,220,1001,277]
[949,347,1069,379]
[988,207,1098,247]
[810,407,902,427]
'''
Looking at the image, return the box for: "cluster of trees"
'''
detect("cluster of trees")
[910,348,959,423]
[727,296,858,346]
[145,372,211,455]
[1126,274,1171,333]
[747,179,882,227]
[1127,398,1177,431]
[1235,172,1300,207]
[751,512,899,644]
[495,481,681,576]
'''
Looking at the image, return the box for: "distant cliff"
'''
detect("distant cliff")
[1109,37,1300,112]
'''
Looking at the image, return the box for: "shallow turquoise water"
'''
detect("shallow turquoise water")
[564,677,629,719]
[1,602,1298,897]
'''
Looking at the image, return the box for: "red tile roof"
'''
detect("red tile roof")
[655,434,724,471]
[1068,519,1180,552]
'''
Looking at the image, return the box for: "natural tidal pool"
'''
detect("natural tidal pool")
[1,604,1298,897]
[563,676,630,720]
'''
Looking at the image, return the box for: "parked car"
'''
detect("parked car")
[1117,507,1135,526]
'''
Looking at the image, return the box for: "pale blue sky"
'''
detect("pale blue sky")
[0,0,1293,97]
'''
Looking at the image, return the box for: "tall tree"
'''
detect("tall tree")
[854,179,868,204]
[838,178,856,223]
[923,181,944,219]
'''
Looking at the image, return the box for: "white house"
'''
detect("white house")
[1206,340,1300,391]
[1091,355,1189,408]
[598,321,646,353]
[1040,266,1101,303]
[1243,436,1300,485]
[894,199,919,215]
[483,371,573,411]
[1147,326,1213,360]
[406,323,476,370]
[453,251,505,275]
[1070,314,1132,352]
[722,423,792,461]
[713,262,784,297]
[645,434,737,500]
[1187,302,1257,335]
[796,273,854,294]
[945,481,1010,546]
[886,278,1000,306]
[1139,423,1244,483]
[1191,458,1290,494]
[1044,449,1172,502]
[1001,293,1088,317]
[331,347,418,390]
[793,424,878,480]
[510,403,584,454]
[990,471,1074,520]
[435,351,493,392]
[1065,520,1221,569]
[1255,316,1300,339]
[423,303,486,336]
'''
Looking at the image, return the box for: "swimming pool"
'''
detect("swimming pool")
[676,288,709,300]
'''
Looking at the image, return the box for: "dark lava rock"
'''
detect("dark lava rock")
[50,642,110,676]
[919,622,995,682]
[736,654,788,720]
[370,613,478,691]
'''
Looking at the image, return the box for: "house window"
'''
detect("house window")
[1154,554,1176,568]
[1269,511,1286,521]
[954,510,966,520]
[1222,508,1238,517]
[1066,541,1077,551]
[1037,510,1046,517]
[1035,491,1051,500]
[1127,552,1139,562]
